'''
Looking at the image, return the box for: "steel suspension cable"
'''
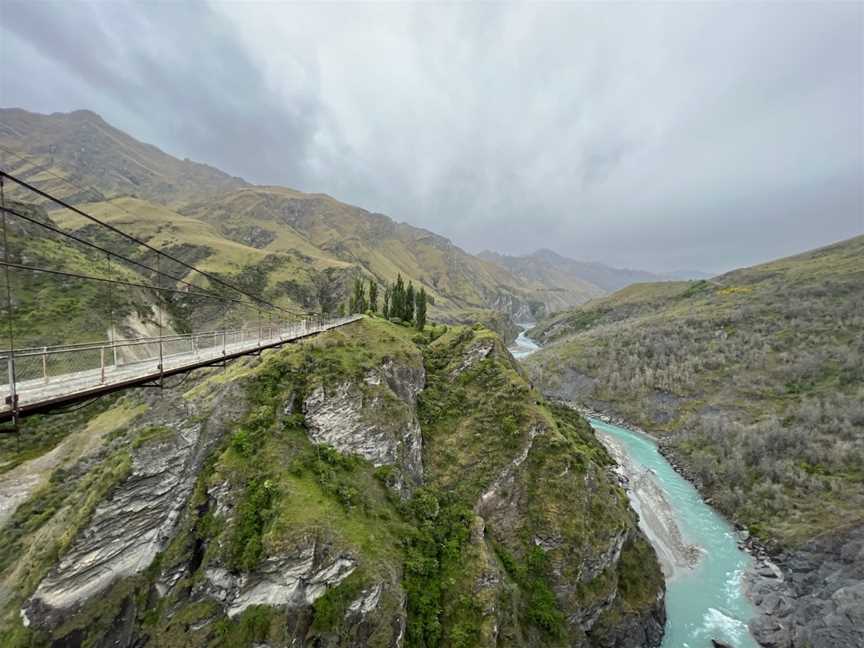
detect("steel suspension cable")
[0,204,252,308]
[0,168,293,315]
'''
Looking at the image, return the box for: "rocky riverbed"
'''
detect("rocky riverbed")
[745,524,864,648]
[594,428,702,579]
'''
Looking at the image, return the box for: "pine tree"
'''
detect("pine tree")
[368,280,378,313]
[415,287,427,331]
[405,282,415,322]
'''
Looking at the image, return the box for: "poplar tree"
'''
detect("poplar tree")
[415,287,427,331]
[349,277,367,314]
[393,274,406,320]
[382,284,391,318]
[405,282,415,323]
[369,280,378,313]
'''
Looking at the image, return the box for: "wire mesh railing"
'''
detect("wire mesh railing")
[0,314,361,413]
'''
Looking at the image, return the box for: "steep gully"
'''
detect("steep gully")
[508,326,759,648]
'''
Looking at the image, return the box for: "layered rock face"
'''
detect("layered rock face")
[304,359,426,494]
[20,378,248,630]
[202,540,358,618]
[0,318,665,647]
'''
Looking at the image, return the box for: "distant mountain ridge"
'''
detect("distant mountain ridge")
[478,249,708,303]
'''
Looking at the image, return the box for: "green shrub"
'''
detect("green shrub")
[226,477,278,571]
[496,545,566,639]
[215,605,275,645]
[312,572,366,632]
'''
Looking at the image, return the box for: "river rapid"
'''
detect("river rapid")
[508,327,758,648]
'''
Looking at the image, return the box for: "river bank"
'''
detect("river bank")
[593,425,702,579]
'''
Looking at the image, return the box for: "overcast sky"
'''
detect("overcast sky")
[1,1,861,273]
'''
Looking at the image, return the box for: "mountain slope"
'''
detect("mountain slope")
[0,108,545,331]
[0,108,246,206]
[524,235,864,647]
[179,185,538,319]
[478,250,607,312]
[527,234,864,545]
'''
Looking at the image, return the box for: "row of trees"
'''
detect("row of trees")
[347,274,427,330]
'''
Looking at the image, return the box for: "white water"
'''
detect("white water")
[508,324,540,359]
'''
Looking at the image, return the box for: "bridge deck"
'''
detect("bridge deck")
[0,315,361,421]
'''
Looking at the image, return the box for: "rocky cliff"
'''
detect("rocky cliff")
[0,317,664,647]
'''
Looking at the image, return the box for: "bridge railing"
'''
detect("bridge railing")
[0,315,361,406]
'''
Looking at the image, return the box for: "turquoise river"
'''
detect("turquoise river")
[509,328,759,648]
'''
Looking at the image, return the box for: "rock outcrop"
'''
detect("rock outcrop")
[202,539,357,618]
[304,359,425,493]
[748,523,864,648]
[420,327,666,647]
[21,376,248,630]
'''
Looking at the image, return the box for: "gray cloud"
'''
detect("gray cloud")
[0,1,325,185]
[1,0,861,273]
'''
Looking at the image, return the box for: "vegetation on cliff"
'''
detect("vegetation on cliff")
[0,317,664,647]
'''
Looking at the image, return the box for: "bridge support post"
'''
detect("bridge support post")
[100,346,106,384]
[42,346,48,383]
[156,253,163,389]
[1,174,19,426]
[5,352,16,417]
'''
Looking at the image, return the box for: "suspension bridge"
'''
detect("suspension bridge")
[0,165,360,425]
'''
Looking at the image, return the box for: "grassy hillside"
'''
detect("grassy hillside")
[0,108,246,206]
[0,108,554,331]
[525,235,864,548]
[0,198,310,350]
[0,200,168,349]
